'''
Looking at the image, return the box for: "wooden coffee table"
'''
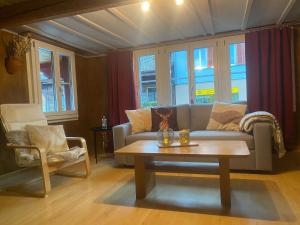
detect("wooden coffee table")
[115,140,250,207]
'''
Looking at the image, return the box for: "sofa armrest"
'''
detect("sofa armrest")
[113,123,132,150]
[253,122,273,171]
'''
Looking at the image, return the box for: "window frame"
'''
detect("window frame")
[26,39,78,123]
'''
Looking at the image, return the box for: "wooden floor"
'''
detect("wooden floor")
[1,151,300,225]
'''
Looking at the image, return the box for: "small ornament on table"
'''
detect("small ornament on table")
[157,128,174,147]
[179,129,190,146]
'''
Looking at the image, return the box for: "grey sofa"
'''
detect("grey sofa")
[113,104,273,171]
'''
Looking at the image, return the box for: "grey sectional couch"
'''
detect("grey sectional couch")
[113,104,273,171]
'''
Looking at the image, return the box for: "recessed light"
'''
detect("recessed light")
[176,0,184,5]
[141,1,150,12]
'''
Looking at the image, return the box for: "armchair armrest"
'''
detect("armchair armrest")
[6,143,44,152]
[253,122,273,171]
[6,143,47,164]
[113,123,131,150]
[66,137,87,150]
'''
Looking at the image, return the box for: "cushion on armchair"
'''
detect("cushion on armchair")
[26,125,69,154]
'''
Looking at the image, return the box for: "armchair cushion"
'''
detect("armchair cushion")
[26,125,69,154]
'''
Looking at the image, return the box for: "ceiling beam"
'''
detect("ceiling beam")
[22,25,100,55]
[106,8,153,43]
[277,0,296,25]
[241,0,253,30]
[207,0,215,35]
[74,15,135,46]
[0,0,139,29]
[48,20,116,49]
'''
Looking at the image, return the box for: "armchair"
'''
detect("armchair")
[0,104,91,197]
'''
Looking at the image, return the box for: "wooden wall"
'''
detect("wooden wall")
[0,30,108,175]
[0,30,30,174]
[62,56,108,153]
[294,26,300,147]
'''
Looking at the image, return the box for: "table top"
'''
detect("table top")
[115,140,250,158]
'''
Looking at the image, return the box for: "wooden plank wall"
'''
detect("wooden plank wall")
[295,26,300,147]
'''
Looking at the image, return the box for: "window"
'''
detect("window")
[134,35,246,107]
[27,40,78,122]
[137,54,157,108]
[170,50,189,105]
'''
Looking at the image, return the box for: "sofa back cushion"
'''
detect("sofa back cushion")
[176,104,190,130]
[190,104,213,131]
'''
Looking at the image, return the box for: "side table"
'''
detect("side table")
[90,126,113,163]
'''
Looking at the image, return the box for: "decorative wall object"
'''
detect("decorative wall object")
[3,34,31,74]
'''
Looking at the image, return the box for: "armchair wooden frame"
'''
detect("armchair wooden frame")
[6,137,91,197]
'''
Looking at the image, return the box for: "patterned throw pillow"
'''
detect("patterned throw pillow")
[151,107,179,131]
[125,108,152,134]
[206,103,247,131]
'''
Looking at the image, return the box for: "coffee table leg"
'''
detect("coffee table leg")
[219,157,231,207]
[134,156,156,199]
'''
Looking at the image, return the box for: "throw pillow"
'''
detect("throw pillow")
[151,107,179,131]
[125,108,151,134]
[26,125,69,154]
[206,102,247,131]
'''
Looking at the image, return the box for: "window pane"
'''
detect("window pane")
[138,55,157,108]
[39,48,58,112]
[59,55,75,112]
[170,50,189,105]
[194,47,215,104]
[229,42,247,103]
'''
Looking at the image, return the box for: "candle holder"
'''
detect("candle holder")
[157,128,174,147]
[179,129,190,146]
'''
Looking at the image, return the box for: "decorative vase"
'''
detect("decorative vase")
[157,128,174,147]
[179,129,190,145]
[5,57,22,75]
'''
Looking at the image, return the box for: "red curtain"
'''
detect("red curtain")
[108,51,136,126]
[245,27,295,147]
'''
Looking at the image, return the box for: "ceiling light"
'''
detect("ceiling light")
[141,1,150,12]
[175,0,184,5]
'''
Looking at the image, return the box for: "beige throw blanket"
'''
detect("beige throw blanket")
[239,111,286,158]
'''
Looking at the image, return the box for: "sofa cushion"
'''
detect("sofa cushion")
[190,104,213,131]
[125,108,151,134]
[206,102,247,131]
[126,130,254,150]
[190,130,254,149]
[176,104,190,130]
[126,132,180,145]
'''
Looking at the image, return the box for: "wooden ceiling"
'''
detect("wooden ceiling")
[3,0,300,56]
[0,0,29,8]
